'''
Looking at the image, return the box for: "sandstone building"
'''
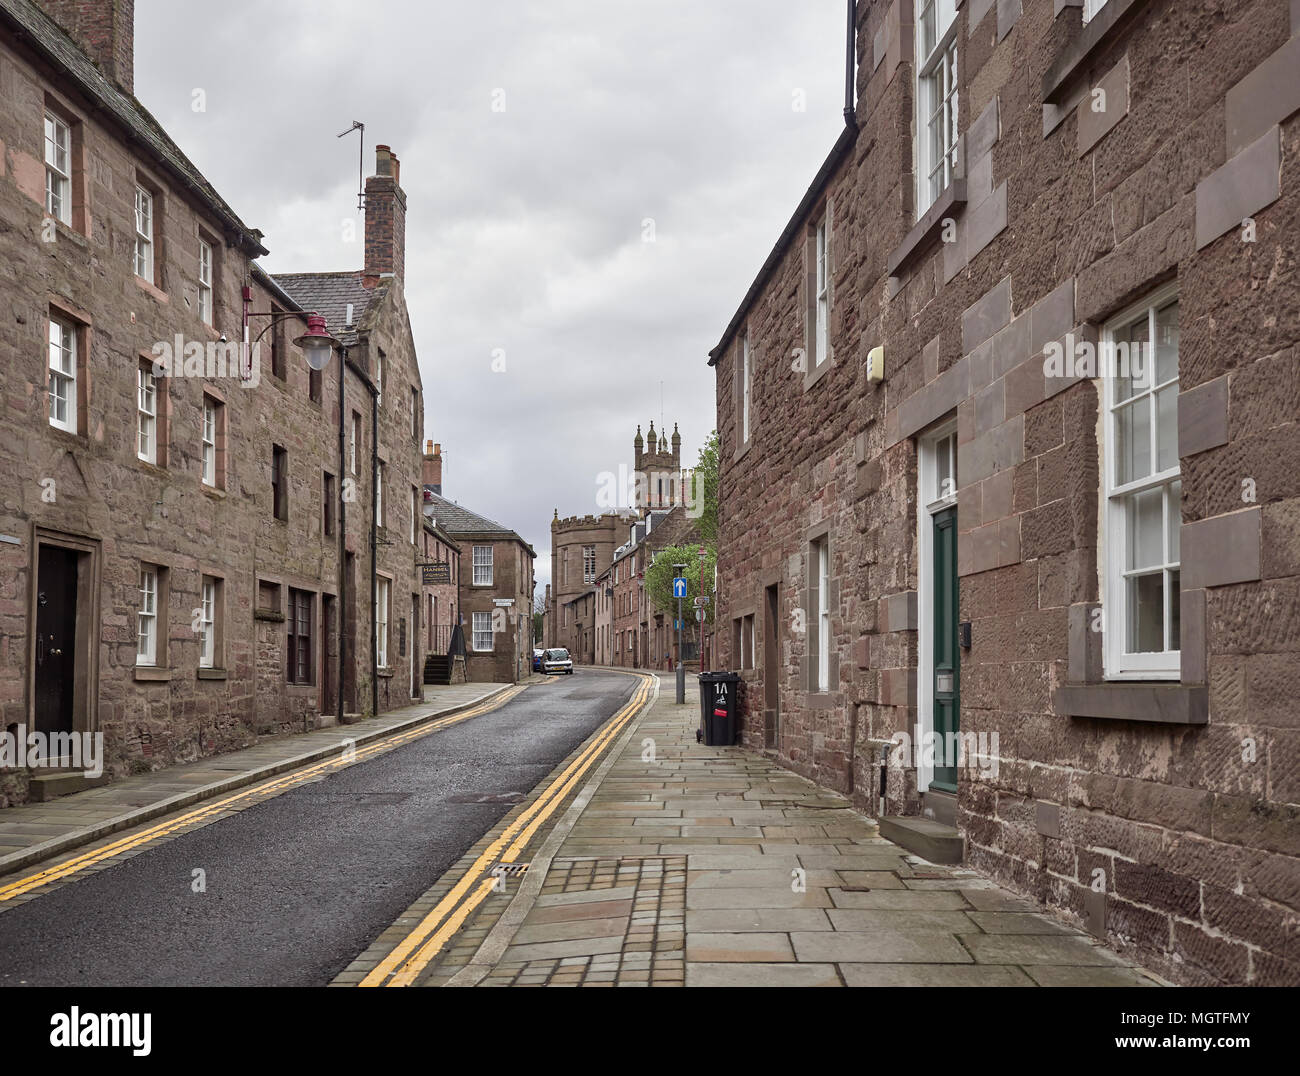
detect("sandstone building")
[711,0,1300,985]
[423,488,535,685]
[0,0,426,805]
[548,424,700,664]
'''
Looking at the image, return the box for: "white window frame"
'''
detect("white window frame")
[1101,284,1181,680]
[202,397,217,487]
[198,238,213,326]
[472,610,493,652]
[376,460,385,528]
[814,217,829,367]
[350,413,359,474]
[473,545,494,586]
[916,0,959,218]
[375,577,390,667]
[137,364,157,463]
[137,566,157,666]
[741,330,752,442]
[583,545,596,584]
[44,112,71,225]
[411,485,419,545]
[48,315,77,433]
[134,185,154,281]
[375,351,384,405]
[199,578,216,668]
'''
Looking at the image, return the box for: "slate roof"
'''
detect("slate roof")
[273,272,378,345]
[424,492,534,552]
[0,0,267,256]
[421,514,462,553]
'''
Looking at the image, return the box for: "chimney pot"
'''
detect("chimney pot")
[423,439,443,495]
[37,0,135,93]
[364,142,406,283]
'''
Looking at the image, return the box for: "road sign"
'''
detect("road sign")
[693,596,710,607]
[672,577,688,598]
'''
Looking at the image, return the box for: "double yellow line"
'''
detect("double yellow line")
[0,684,537,905]
[358,673,654,988]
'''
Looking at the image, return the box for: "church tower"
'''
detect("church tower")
[635,420,680,513]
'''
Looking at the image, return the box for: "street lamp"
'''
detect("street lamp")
[293,312,337,371]
[698,544,709,673]
[244,299,348,723]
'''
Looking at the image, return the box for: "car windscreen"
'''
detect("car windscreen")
[545,650,570,660]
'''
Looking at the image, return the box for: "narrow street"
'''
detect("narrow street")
[0,672,636,987]
[0,0,1293,1040]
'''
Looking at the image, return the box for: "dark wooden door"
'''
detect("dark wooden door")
[763,583,779,749]
[35,545,78,739]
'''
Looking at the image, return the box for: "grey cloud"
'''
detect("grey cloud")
[135,0,849,592]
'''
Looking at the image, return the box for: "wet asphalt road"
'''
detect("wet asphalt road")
[0,670,637,987]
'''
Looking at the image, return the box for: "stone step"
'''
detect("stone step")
[423,653,452,685]
[878,815,964,865]
[921,788,957,827]
[27,771,111,803]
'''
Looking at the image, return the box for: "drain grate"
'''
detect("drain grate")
[488,861,529,877]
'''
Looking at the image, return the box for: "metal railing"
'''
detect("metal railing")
[426,623,456,656]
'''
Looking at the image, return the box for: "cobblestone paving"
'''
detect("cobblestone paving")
[453,674,1168,987]
[479,858,686,986]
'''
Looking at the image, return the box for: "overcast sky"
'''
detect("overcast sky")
[135,0,848,593]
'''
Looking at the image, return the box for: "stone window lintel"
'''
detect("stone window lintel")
[1042,0,1143,104]
[886,179,967,279]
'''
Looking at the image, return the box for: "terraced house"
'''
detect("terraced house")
[0,0,427,805]
[711,0,1300,985]
[424,491,536,685]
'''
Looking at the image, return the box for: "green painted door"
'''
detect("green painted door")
[932,506,959,792]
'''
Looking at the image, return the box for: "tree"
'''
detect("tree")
[693,430,719,546]
[644,544,716,629]
[532,592,546,644]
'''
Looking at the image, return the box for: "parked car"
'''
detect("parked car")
[541,648,574,675]
[532,649,544,672]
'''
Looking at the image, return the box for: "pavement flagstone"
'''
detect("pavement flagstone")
[444,673,1168,988]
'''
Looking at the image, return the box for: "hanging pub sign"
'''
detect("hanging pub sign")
[422,561,451,585]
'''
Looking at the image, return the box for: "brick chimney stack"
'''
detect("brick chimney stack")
[363,145,406,288]
[423,439,442,495]
[37,0,134,93]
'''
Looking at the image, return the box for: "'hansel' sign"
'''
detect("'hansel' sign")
[422,562,451,585]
